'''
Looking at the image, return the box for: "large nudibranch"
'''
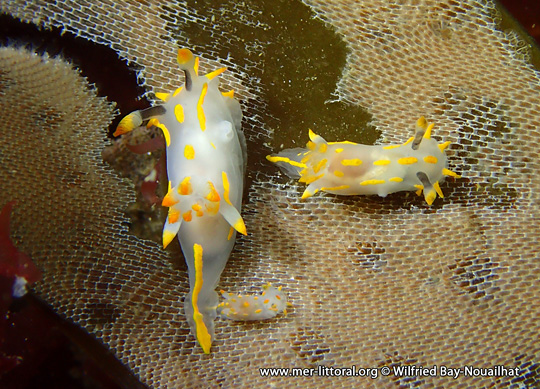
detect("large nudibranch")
[114,49,246,353]
[267,117,459,205]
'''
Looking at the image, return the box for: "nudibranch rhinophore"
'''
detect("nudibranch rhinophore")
[114,49,247,353]
[218,283,289,321]
[267,117,460,205]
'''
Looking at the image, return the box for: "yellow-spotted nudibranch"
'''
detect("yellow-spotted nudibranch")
[114,49,247,354]
[217,283,289,321]
[267,117,460,205]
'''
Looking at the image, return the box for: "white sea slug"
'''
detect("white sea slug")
[267,117,460,205]
[218,284,289,321]
[114,49,246,353]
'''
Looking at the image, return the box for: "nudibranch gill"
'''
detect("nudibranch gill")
[267,117,460,205]
[114,49,247,354]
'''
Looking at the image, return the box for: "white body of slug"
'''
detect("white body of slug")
[115,48,246,353]
[267,117,459,205]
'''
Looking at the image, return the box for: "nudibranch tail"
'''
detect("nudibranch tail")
[182,229,235,354]
[268,117,460,205]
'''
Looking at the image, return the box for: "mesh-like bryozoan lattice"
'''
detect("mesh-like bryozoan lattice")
[1,0,540,387]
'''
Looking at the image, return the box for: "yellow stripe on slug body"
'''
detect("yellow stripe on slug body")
[360,179,385,186]
[423,156,438,164]
[197,83,208,131]
[184,144,195,160]
[320,185,350,192]
[194,57,199,75]
[373,159,391,166]
[389,177,403,182]
[222,171,232,206]
[191,244,212,354]
[266,155,306,169]
[341,158,363,166]
[175,104,185,123]
[398,157,418,165]
[148,118,171,147]
[383,144,401,150]
[329,141,357,145]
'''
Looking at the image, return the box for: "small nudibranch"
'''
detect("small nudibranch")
[267,117,460,205]
[114,49,247,354]
[218,283,289,321]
